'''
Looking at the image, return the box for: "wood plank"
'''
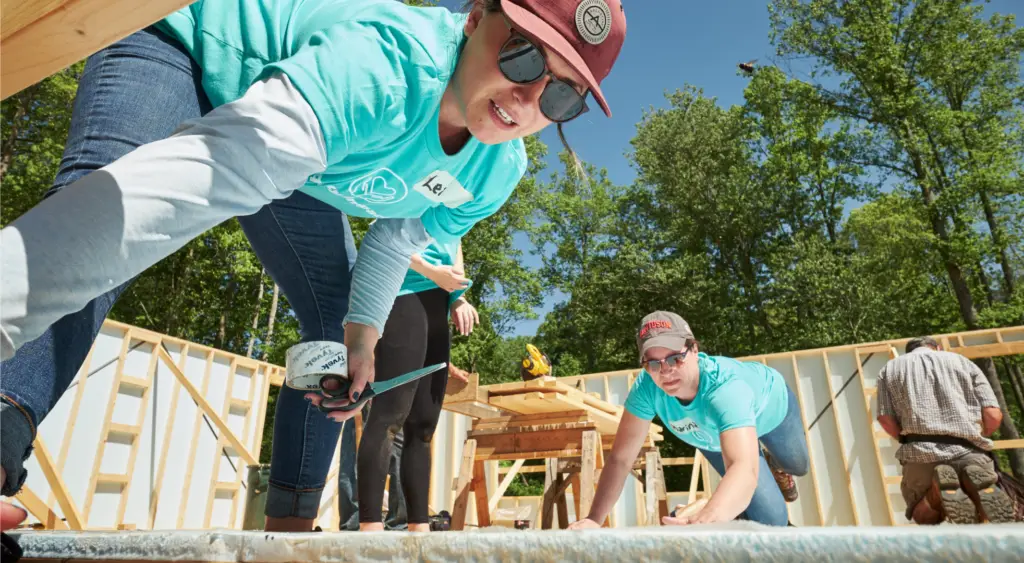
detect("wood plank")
[31,438,84,530]
[950,341,1024,359]
[231,363,261,527]
[541,458,559,529]
[177,350,214,528]
[473,461,491,528]
[114,345,159,528]
[47,341,94,512]
[443,400,505,419]
[250,367,273,461]
[96,473,131,485]
[82,330,131,523]
[14,485,68,530]
[645,451,657,525]
[157,347,257,466]
[444,371,486,403]
[119,376,150,389]
[992,439,1024,450]
[1,0,197,99]
[488,459,525,512]
[790,354,826,526]
[148,343,188,529]
[686,450,703,505]
[1,0,69,41]
[472,410,589,429]
[856,349,897,526]
[107,423,141,437]
[569,473,582,521]
[204,358,238,528]
[819,351,860,526]
[662,457,696,466]
[579,431,598,521]
[450,439,477,531]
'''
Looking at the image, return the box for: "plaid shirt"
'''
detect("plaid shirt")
[876,347,1001,463]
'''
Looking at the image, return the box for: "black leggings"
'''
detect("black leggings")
[357,288,450,524]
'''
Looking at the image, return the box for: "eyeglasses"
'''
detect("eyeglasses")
[497,16,589,123]
[643,349,691,375]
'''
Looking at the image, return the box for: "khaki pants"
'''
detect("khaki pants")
[900,452,993,519]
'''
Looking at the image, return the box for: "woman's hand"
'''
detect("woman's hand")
[450,298,480,336]
[662,508,723,526]
[303,324,377,422]
[428,264,471,293]
[567,518,601,530]
[448,363,471,383]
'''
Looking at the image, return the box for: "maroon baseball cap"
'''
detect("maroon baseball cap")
[636,311,695,362]
[501,0,626,117]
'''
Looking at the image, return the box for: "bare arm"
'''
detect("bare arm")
[454,243,464,271]
[877,415,902,439]
[409,254,434,277]
[684,426,760,524]
[580,412,650,524]
[982,407,1003,437]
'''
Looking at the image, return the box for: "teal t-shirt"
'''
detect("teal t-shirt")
[156,0,527,244]
[399,239,469,306]
[624,353,789,452]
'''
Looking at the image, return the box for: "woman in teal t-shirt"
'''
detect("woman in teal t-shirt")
[0,0,627,533]
[570,311,809,528]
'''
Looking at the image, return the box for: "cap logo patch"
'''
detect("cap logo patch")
[639,320,672,339]
[575,0,612,45]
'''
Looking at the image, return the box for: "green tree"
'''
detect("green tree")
[770,0,1024,477]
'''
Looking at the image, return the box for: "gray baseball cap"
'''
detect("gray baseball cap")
[636,311,695,362]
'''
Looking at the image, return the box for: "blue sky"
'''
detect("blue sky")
[438,0,1023,337]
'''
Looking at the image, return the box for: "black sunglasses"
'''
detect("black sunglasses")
[497,16,589,123]
[643,349,691,375]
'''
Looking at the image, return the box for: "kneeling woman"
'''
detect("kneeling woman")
[570,312,809,528]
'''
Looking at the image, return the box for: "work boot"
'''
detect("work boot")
[933,464,976,524]
[764,450,798,502]
[961,464,1015,524]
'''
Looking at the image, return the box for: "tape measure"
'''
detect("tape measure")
[284,340,348,390]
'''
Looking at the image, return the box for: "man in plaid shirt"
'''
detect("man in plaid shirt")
[877,336,1015,524]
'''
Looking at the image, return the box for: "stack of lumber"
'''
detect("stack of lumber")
[445,375,662,442]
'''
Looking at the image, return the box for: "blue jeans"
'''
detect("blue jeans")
[698,387,809,526]
[0,27,355,519]
[338,415,406,530]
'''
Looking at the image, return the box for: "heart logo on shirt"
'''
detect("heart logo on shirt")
[346,168,408,205]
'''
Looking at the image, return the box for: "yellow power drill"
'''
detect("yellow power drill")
[520,344,552,381]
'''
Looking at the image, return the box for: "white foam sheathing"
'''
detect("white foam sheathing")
[11,524,1024,562]
[19,324,272,531]
[18,322,1022,531]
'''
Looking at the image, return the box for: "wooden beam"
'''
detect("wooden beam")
[473,461,491,528]
[791,354,826,526]
[82,329,131,523]
[818,352,860,526]
[47,342,93,512]
[177,349,214,528]
[992,439,1024,450]
[156,346,258,466]
[14,485,68,530]
[488,459,525,512]
[1,0,197,99]
[856,349,896,526]
[450,439,477,531]
[579,431,599,521]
